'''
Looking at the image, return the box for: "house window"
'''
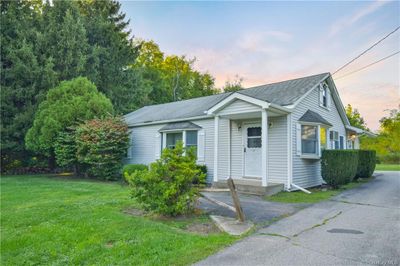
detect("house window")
[165,130,198,149]
[247,127,262,148]
[301,125,318,154]
[185,131,198,149]
[320,83,329,108]
[320,127,327,151]
[330,131,339,149]
[339,135,345,149]
[166,132,182,149]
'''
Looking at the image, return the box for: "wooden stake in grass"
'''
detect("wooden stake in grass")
[227,178,245,222]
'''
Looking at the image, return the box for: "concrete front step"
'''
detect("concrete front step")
[213,179,284,196]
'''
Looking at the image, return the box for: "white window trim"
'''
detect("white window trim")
[162,129,199,153]
[299,123,320,158]
[330,130,340,150]
[298,123,332,159]
[319,83,331,111]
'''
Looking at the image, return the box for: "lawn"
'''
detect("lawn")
[266,177,373,204]
[0,175,237,265]
[375,164,400,171]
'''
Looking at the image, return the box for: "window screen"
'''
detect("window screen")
[186,131,198,148]
[301,125,317,154]
[166,132,182,149]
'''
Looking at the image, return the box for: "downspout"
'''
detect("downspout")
[290,183,312,194]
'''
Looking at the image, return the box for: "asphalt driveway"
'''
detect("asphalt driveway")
[199,191,308,225]
[197,171,400,266]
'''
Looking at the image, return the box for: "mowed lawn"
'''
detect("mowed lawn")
[375,164,400,171]
[0,175,236,265]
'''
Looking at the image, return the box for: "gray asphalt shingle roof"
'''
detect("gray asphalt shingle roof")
[124,73,329,125]
[159,121,201,131]
[299,110,332,126]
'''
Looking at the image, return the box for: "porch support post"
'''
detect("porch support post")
[213,116,219,182]
[261,109,268,187]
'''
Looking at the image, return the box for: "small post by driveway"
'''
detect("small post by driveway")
[227,178,246,222]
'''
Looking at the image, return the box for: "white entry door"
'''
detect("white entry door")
[243,124,262,177]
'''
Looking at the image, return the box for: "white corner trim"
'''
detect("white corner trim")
[213,116,219,182]
[287,114,292,188]
[261,109,268,187]
[206,93,270,115]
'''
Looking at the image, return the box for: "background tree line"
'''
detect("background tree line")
[346,104,399,164]
[1,0,242,171]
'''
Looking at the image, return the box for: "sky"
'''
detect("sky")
[121,0,400,132]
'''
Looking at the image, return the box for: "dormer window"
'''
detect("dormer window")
[319,83,330,109]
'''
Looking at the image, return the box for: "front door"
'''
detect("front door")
[243,124,262,177]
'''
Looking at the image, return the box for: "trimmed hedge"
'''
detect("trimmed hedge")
[123,164,148,177]
[356,150,376,179]
[321,150,358,188]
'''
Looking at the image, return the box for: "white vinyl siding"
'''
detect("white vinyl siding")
[216,117,230,180]
[230,121,243,179]
[127,118,216,183]
[292,81,347,188]
[267,116,288,184]
[218,99,261,116]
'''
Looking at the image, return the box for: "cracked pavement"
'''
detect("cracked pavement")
[196,171,400,266]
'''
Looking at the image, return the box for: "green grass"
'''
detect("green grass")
[0,175,237,265]
[375,164,400,171]
[265,178,373,204]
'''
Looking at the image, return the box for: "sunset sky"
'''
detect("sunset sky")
[121,1,400,132]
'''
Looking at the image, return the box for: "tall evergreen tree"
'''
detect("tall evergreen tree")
[1,0,57,167]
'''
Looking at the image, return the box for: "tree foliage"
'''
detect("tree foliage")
[1,0,141,167]
[132,40,217,105]
[345,104,368,130]
[222,75,243,93]
[25,77,113,156]
[361,106,400,163]
[75,117,129,180]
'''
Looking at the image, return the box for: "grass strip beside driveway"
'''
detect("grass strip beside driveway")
[265,177,373,204]
[375,164,400,171]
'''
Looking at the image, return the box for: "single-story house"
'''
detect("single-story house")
[124,72,366,193]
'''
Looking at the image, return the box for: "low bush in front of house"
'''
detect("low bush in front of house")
[356,150,376,179]
[321,150,358,188]
[125,141,206,216]
[122,164,148,177]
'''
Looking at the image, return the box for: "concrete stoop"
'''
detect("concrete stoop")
[213,179,284,196]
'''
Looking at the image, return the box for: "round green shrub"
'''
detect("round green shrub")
[125,142,206,216]
[321,150,358,188]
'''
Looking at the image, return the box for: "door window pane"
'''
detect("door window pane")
[166,133,182,149]
[248,138,261,148]
[247,127,261,137]
[247,127,262,148]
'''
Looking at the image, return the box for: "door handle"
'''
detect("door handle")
[244,147,246,152]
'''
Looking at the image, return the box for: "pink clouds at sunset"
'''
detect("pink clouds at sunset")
[122,1,399,131]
